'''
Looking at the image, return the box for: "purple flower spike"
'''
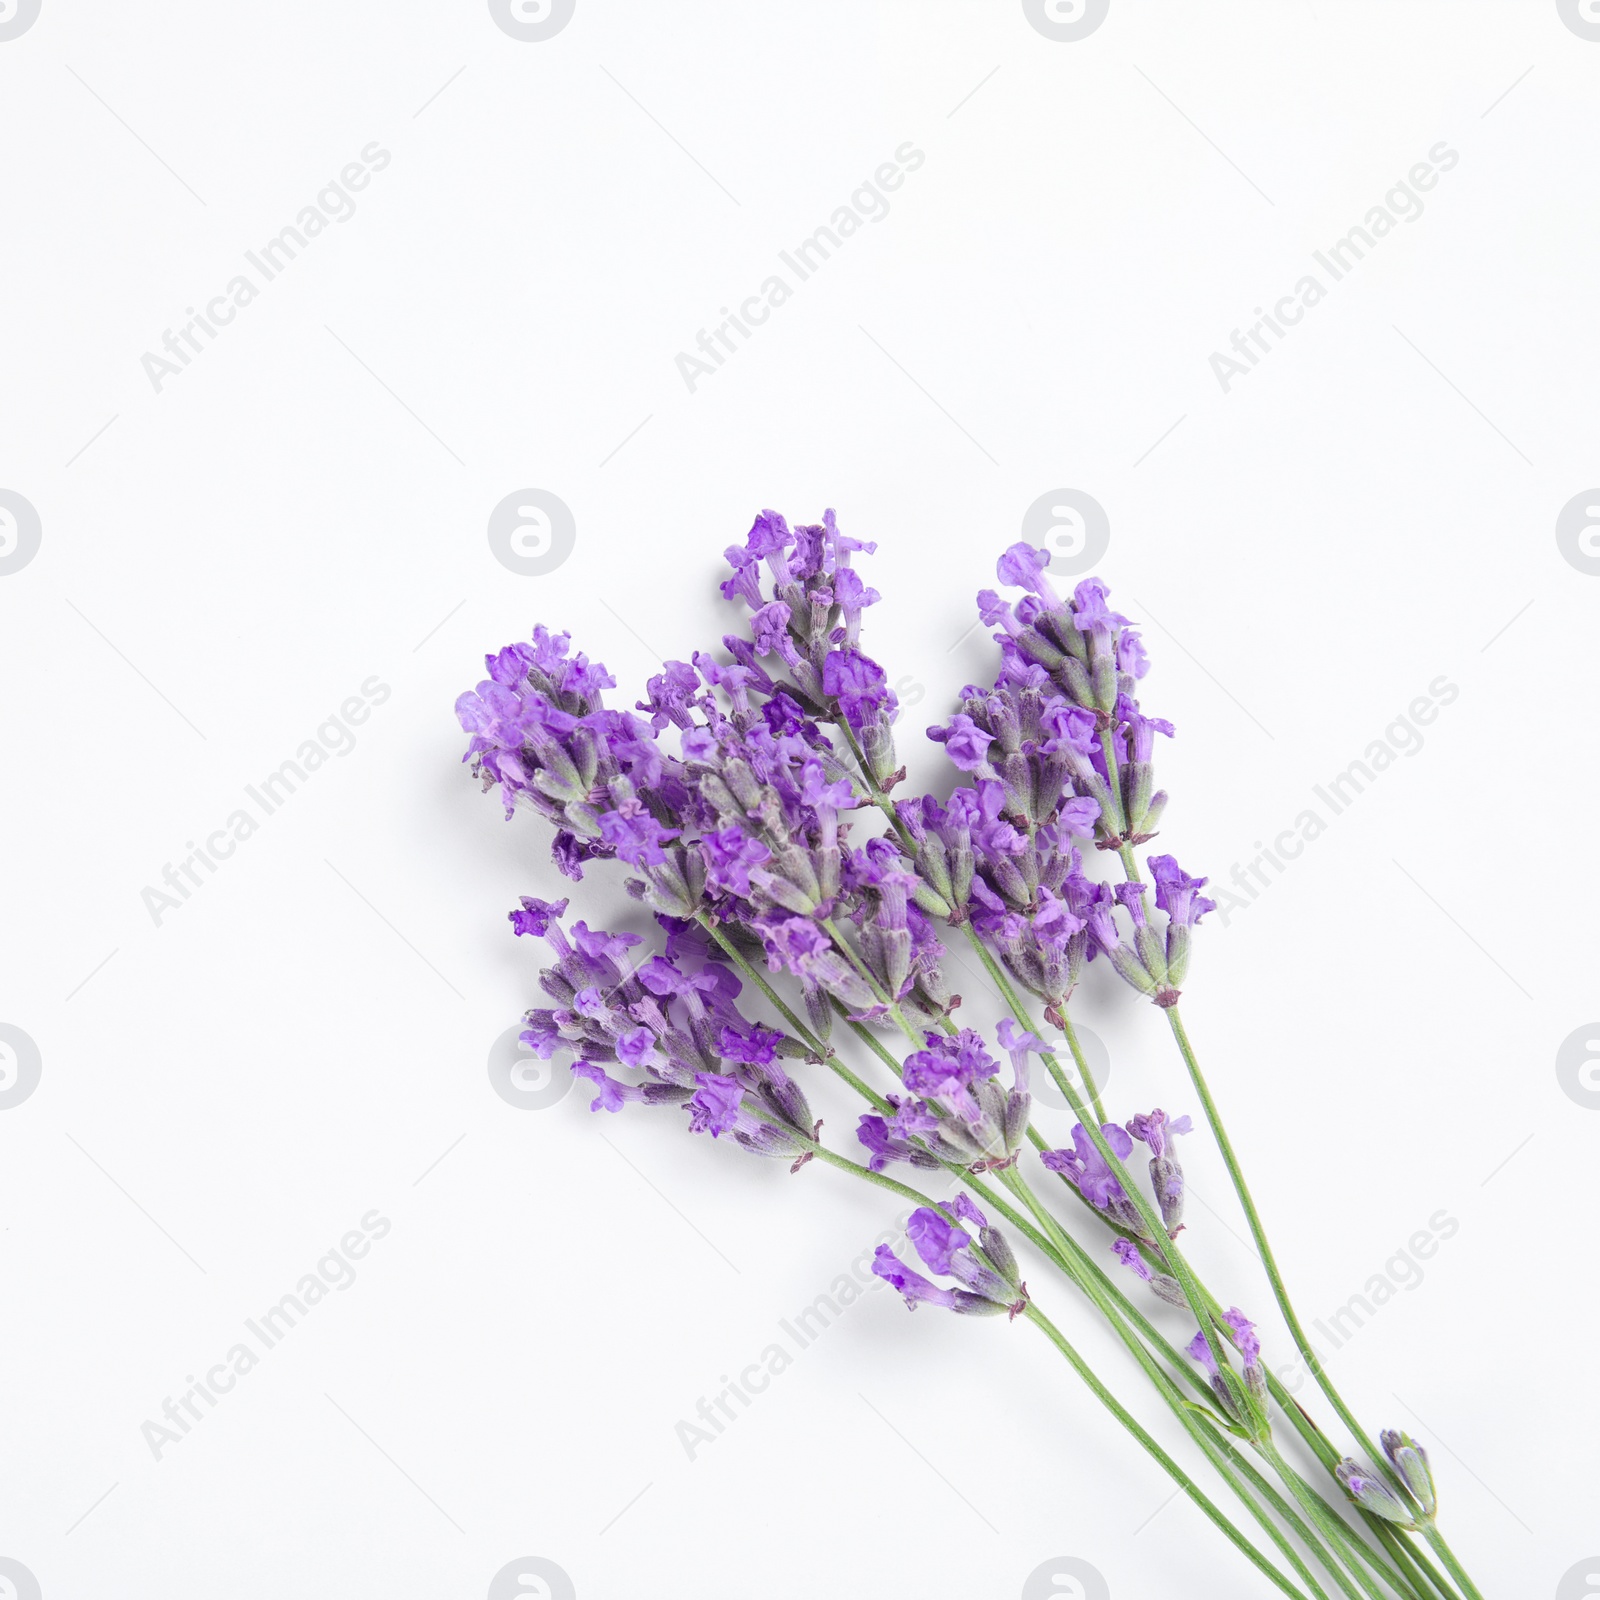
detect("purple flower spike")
[996,542,1060,606]
[509,896,569,938]
[1127,1109,1193,1161]
[926,713,995,773]
[1185,1328,1219,1379]
[1223,1307,1261,1368]
[872,1244,957,1311]
[822,647,894,730]
[686,1073,744,1137]
[1070,577,1130,637]
[907,1207,971,1275]
[1148,855,1217,927]
[1112,1238,1154,1282]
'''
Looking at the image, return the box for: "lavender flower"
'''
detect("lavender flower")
[1127,1108,1194,1236]
[1110,1237,1185,1306]
[1336,1459,1419,1527]
[1040,1122,1148,1238]
[873,1202,1026,1318]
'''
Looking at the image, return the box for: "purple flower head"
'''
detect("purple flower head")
[1040,1121,1134,1209]
[995,1018,1046,1093]
[996,542,1061,606]
[748,601,793,658]
[1185,1328,1219,1379]
[1071,577,1130,638]
[927,713,995,774]
[701,825,773,898]
[571,920,642,968]
[598,800,679,867]
[832,566,879,615]
[1114,880,1149,929]
[686,1072,744,1138]
[1117,629,1150,679]
[761,689,808,737]
[717,1021,783,1067]
[637,659,700,730]
[509,896,568,939]
[907,1207,971,1275]
[976,589,1016,631]
[1112,1238,1153,1282]
[872,1245,956,1311]
[1223,1307,1261,1368]
[1126,1108,1193,1160]
[571,1061,633,1113]
[745,508,793,562]
[527,624,574,681]
[949,1193,988,1231]
[1040,698,1098,758]
[821,647,894,730]
[614,1027,662,1070]
[487,642,535,686]
[798,760,857,812]
[1148,855,1217,927]
[760,916,830,975]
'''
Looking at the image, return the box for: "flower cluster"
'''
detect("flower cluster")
[872,1195,1027,1318]
[856,1017,1043,1175]
[513,896,817,1166]
[455,509,1483,1600]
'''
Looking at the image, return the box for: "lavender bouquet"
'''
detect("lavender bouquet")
[456,512,1485,1600]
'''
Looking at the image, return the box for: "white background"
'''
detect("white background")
[1,2,1596,1597]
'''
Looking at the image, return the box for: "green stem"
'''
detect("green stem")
[1025,1303,1314,1600]
[1418,1526,1485,1600]
[969,933,1430,1600]
[1001,1168,1341,1600]
[1163,1007,1420,1503]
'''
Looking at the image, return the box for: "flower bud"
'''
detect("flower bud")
[1336,1458,1418,1527]
[1380,1430,1437,1517]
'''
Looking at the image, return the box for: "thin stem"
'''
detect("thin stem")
[1419,1527,1485,1600]
[1258,1444,1394,1600]
[1003,1168,1342,1599]
[768,1117,1309,1599]
[1025,1303,1314,1600]
[1163,1006,1414,1503]
[968,932,1428,1600]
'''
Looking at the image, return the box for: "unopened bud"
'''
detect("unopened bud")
[1380,1429,1437,1517]
[1336,1458,1418,1527]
